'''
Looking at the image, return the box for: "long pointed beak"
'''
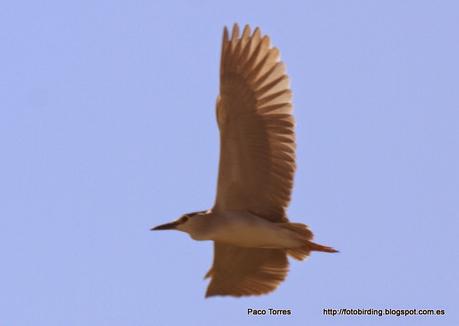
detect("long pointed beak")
[150,221,180,231]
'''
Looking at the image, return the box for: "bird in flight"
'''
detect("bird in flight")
[152,23,337,297]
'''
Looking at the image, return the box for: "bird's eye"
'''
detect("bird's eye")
[181,216,189,223]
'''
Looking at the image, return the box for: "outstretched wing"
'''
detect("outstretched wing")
[213,24,296,222]
[205,243,288,297]
[206,24,296,297]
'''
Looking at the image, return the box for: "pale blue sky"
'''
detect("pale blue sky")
[1,1,458,325]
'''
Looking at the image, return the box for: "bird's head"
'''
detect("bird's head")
[151,210,209,239]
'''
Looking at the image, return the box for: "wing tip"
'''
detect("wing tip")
[205,285,280,298]
[231,23,240,41]
[223,23,265,42]
[222,26,229,43]
[242,24,251,39]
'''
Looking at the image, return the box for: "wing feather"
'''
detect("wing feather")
[205,243,288,297]
[213,24,296,222]
[206,24,297,297]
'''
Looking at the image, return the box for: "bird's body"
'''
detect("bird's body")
[184,210,304,249]
[152,23,337,297]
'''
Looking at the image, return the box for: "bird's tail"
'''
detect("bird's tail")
[280,222,338,261]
